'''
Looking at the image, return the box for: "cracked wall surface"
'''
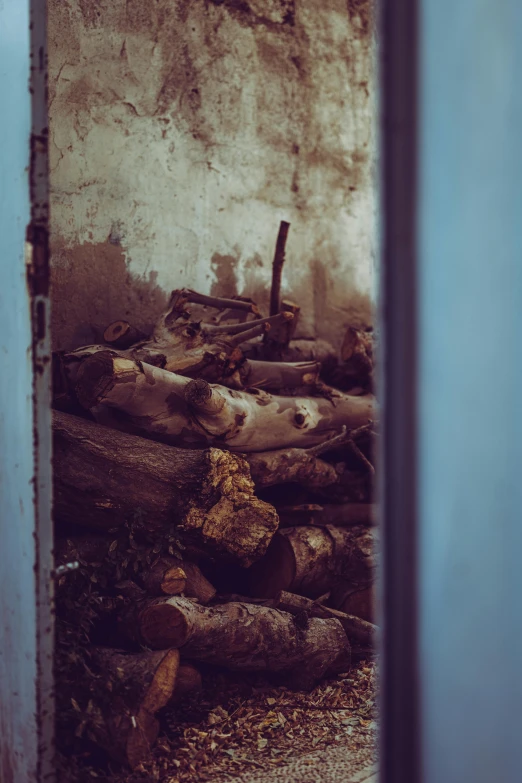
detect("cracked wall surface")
[49,0,376,351]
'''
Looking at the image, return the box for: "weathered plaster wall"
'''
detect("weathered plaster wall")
[48,0,376,351]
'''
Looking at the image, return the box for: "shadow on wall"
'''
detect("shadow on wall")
[50,243,273,352]
[51,241,169,351]
[51,240,374,352]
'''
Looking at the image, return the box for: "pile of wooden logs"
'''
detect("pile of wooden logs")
[53,222,377,769]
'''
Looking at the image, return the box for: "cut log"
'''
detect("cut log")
[120,596,350,689]
[73,352,375,452]
[214,592,376,646]
[53,411,278,566]
[88,647,180,768]
[140,557,187,596]
[182,561,217,604]
[246,525,377,599]
[169,662,203,704]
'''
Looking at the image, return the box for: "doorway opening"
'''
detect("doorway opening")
[49,1,379,780]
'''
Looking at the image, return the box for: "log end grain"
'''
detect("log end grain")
[139,600,191,649]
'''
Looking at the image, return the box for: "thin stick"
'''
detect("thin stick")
[348,422,376,475]
[308,421,376,476]
[314,591,331,605]
[269,221,291,316]
[181,289,259,314]
[308,426,348,456]
[226,322,270,347]
[203,312,293,336]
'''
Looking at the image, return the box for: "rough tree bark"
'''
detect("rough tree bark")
[53,410,278,566]
[120,596,350,689]
[72,352,375,452]
[215,592,376,646]
[246,525,377,599]
[88,647,180,768]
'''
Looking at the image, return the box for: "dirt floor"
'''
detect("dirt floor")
[58,659,378,782]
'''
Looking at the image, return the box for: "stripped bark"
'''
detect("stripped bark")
[73,352,375,452]
[53,411,278,566]
[56,324,326,398]
[88,648,180,768]
[246,525,377,599]
[120,596,350,689]
[246,448,339,488]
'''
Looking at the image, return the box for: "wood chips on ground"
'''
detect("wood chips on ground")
[58,659,378,782]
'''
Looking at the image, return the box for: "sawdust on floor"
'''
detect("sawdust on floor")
[58,659,378,782]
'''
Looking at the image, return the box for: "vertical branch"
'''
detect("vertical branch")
[269,221,291,316]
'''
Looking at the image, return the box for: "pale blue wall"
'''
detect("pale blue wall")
[419,1,522,781]
[0,1,53,781]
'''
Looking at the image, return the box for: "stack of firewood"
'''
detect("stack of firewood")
[53,222,377,770]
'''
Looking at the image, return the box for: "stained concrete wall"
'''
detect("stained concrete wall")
[48,0,376,351]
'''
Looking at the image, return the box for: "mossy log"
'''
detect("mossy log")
[53,411,278,566]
